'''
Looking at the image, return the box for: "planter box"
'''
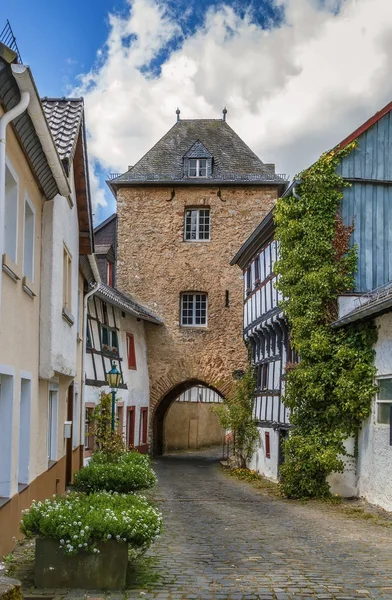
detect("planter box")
[34,537,128,590]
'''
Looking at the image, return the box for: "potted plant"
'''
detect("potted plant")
[20,491,162,590]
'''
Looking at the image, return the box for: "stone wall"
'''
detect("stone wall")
[116,184,278,447]
[164,402,225,451]
[0,577,22,600]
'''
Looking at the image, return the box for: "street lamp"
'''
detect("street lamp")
[107,361,121,430]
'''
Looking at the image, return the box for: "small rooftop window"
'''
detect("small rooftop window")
[189,158,207,178]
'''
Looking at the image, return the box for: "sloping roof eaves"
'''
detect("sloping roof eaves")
[231,209,275,269]
[96,283,163,325]
[41,98,84,174]
[0,59,60,200]
[108,119,287,187]
[332,283,392,328]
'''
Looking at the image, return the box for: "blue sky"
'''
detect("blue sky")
[3,0,392,225]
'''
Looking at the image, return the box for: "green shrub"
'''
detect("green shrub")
[20,491,162,555]
[73,451,157,494]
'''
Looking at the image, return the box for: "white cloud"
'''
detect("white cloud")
[74,0,392,214]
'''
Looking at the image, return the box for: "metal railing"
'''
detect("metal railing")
[0,20,22,63]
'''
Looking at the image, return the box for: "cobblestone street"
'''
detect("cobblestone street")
[19,450,392,600]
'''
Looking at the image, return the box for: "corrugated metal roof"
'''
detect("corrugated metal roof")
[41,97,84,173]
[109,119,287,186]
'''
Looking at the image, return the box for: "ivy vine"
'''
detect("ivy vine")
[274,143,378,498]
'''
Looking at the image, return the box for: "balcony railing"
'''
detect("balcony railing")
[0,20,22,63]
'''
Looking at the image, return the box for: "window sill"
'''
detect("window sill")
[183,239,211,243]
[47,459,57,470]
[62,307,75,326]
[2,253,21,282]
[0,496,11,508]
[18,483,29,494]
[22,275,37,298]
[180,325,209,331]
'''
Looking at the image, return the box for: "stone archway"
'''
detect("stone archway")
[152,378,226,455]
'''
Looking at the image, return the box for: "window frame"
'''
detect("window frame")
[18,374,32,485]
[62,244,72,312]
[101,324,119,354]
[376,376,392,425]
[4,157,19,265]
[0,370,15,498]
[184,208,210,242]
[126,332,137,370]
[22,193,35,283]
[84,404,95,451]
[47,384,59,463]
[180,292,208,328]
[188,158,207,177]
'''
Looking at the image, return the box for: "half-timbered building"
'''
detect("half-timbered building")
[231,210,290,480]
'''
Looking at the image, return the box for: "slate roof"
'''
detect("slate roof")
[109,119,287,186]
[96,283,163,325]
[41,97,84,173]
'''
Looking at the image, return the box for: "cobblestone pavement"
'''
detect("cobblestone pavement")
[20,449,392,600]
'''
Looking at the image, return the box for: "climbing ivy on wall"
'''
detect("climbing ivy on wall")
[274,143,378,498]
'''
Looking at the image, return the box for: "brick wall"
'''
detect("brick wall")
[116,184,278,446]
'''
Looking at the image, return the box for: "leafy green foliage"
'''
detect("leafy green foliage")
[73,451,157,494]
[92,392,125,456]
[20,491,162,556]
[214,361,260,468]
[275,144,378,498]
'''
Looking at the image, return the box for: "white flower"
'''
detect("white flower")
[107,534,112,539]
[60,539,65,545]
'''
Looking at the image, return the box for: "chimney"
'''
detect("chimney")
[176,107,181,122]
[222,107,227,121]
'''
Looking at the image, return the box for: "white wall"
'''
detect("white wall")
[40,163,80,379]
[248,426,279,480]
[356,312,392,510]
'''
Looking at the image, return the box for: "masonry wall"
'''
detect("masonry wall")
[164,402,225,450]
[116,185,278,431]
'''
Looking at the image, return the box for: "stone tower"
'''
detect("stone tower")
[108,113,286,453]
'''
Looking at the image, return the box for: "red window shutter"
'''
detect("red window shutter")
[140,408,148,444]
[265,432,271,459]
[107,262,114,287]
[126,333,137,369]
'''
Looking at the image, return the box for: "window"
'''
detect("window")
[86,320,92,349]
[262,363,269,390]
[0,373,14,497]
[140,407,148,445]
[188,158,207,177]
[101,326,119,353]
[107,262,114,287]
[265,432,271,459]
[63,245,72,311]
[376,378,392,424]
[47,387,58,462]
[85,406,94,451]
[102,302,108,324]
[18,377,31,485]
[254,257,260,283]
[246,267,251,293]
[23,196,35,282]
[181,293,208,327]
[184,208,210,241]
[4,162,18,263]
[127,333,137,369]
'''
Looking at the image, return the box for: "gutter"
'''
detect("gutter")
[0,87,30,320]
[11,64,71,198]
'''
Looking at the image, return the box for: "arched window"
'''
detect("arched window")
[180,292,208,327]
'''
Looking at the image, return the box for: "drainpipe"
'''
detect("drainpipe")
[0,89,30,318]
[81,255,100,461]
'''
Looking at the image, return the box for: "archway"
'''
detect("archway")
[152,379,225,455]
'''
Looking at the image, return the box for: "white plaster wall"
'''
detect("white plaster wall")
[84,302,150,449]
[40,163,79,379]
[248,427,279,480]
[328,437,357,498]
[356,312,392,510]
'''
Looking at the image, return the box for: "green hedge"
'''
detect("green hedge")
[20,491,162,555]
[72,451,157,494]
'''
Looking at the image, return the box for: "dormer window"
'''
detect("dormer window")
[189,158,207,178]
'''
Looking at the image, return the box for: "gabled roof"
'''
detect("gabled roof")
[184,140,212,159]
[96,283,163,325]
[94,213,117,234]
[108,119,287,188]
[41,97,84,174]
[336,100,392,152]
